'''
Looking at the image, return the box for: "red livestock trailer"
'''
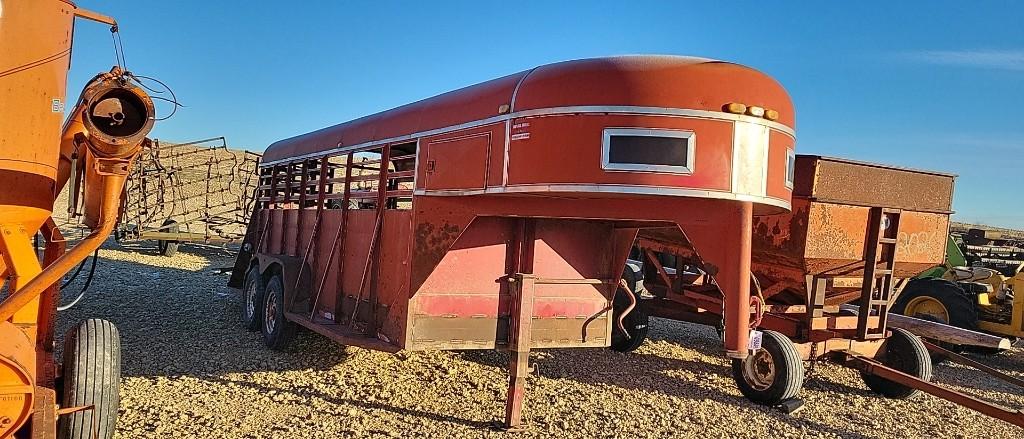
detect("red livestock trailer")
[229,55,796,428]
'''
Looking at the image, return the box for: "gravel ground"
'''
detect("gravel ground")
[48,239,1024,439]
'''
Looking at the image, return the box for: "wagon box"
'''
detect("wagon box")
[751,155,955,313]
[636,154,956,358]
[634,153,1024,426]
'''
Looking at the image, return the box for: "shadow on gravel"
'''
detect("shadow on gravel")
[460,323,875,439]
[113,239,241,262]
[56,243,350,379]
[930,351,1024,394]
[204,375,494,430]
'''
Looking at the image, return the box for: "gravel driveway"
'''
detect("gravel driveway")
[53,241,1024,438]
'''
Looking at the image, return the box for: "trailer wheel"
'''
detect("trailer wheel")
[609,289,649,352]
[861,328,932,399]
[157,219,179,257]
[58,319,121,439]
[262,273,296,350]
[732,330,804,405]
[241,265,265,331]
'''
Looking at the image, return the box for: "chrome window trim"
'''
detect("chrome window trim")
[261,105,795,167]
[502,118,511,186]
[600,127,695,175]
[411,183,792,211]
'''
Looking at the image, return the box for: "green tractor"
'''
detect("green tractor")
[893,235,1023,350]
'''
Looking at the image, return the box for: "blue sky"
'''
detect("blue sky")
[67,1,1023,227]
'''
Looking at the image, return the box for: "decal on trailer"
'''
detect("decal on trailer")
[510,121,530,141]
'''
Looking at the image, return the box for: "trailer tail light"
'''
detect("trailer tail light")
[764,109,780,121]
[745,106,766,118]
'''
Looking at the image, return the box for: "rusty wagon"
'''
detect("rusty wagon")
[229,55,797,428]
[631,155,1024,426]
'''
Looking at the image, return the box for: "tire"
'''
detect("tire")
[861,328,932,399]
[157,219,179,257]
[58,319,121,439]
[241,265,265,331]
[892,278,978,357]
[609,288,649,352]
[891,278,978,331]
[262,273,296,350]
[732,330,804,405]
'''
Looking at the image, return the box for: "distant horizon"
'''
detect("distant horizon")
[66,1,1024,228]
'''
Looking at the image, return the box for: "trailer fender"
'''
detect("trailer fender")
[254,254,313,305]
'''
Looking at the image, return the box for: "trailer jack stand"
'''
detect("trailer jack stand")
[839,351,1024,428]
[500,273,536,431]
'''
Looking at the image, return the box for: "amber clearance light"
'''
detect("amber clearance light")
[723,102,746,114]
[724,102,779,121]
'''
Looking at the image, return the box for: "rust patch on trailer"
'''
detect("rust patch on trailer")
[411,220,463,289]
[805,203,864,262]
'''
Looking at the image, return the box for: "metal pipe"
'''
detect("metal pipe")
[616,279,637,340]
[722,201,753,358]
[0,68,153,322]
[922,341,1024,388]
[843,352,1024,428]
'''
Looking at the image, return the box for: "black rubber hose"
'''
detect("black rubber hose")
[57,249,100,311]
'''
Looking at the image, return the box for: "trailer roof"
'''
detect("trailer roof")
[262,55,795,164]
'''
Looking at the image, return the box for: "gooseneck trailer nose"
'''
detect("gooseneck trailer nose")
[229,55,796,428]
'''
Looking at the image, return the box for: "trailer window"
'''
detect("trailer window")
[602,128,694,174]
[785,149,795,189]
[318,142,417,211]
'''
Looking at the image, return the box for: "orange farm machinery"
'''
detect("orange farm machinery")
[1,1,155,438]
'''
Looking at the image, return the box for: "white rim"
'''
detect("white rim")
[742,348,776,391]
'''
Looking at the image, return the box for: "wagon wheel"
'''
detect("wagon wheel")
[262,273,296,350]
[157,219,180,257]
[861,328,932,399]
[731,330,804,405]
[58,319,121,439]
[241,265,265,331]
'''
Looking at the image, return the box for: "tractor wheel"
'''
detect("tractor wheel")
[892,278,978,331]
[609,288,649,353]
[157,219,179,257]
[241,265,265,331]
[58,319,121,439]
[262,273,296,350]
[892,278,979,359]
[732,330,804,405]
[861,328,932,399]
